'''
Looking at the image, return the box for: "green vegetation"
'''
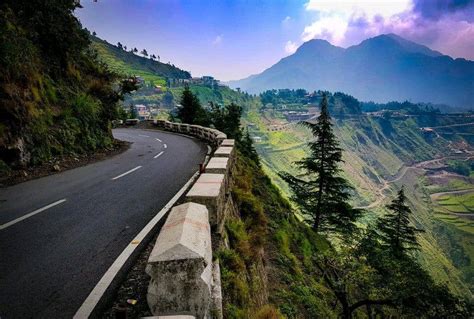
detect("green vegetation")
[90,36,190,86]
[437,192,474,213]
[0,1,136,169]
[170,84,254,109]
[242,90,474,299]
[175,87,244,140]
[447,159,474,177]
[176,85,209,125]
[377,188,424,256]
[220,112,471,318]
[219,147,337,318]
[280,94,362,234]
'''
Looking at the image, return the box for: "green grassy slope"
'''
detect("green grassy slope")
[219,150,337,318]
[90,36,190,86]
[170,85,255,108]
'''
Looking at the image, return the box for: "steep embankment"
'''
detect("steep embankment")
[219,150,338,318]
[243,94,474,298]
[0,2,128,172]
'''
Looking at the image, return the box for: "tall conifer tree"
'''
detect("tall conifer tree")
[177,85,207,125]
[280,94,361,233]
[377,187,423,257]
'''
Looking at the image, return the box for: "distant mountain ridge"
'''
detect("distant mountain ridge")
[228,34,473,109]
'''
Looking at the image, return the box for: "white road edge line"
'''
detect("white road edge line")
[138,134,150,138]
[0,199,67,231]
[163,144,167,149]
[155,138,162,143]
[111,166,142,180]
[73,170,200,319]
[154,151,164,159]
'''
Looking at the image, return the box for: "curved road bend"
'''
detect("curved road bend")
[0,128,207,318]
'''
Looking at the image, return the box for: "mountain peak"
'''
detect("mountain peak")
[297,38,337,51]
[295,38,344,57]
[229,33,472,108]
[356,33,443,57]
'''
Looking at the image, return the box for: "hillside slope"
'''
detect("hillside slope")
[0,2,130,171]
[229,34,474,109]
[243,92,474,298]
[90,36,190,85]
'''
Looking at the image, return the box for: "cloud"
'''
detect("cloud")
[301,0,474,59]
[284,40,298,54]
[305,0,412,19]
[212,35,223,45]
[413,0,474,21]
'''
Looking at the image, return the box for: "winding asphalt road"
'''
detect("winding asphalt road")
[0,128,207,318]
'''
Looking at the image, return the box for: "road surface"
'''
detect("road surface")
[0,128,207,318]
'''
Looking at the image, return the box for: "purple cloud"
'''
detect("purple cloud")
[301,0,474,60]
[413,0,474,21]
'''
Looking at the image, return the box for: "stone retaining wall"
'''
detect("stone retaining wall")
[145,120,236,319]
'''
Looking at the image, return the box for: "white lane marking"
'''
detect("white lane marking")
[111,166,142,180]
[138,134,150,138]
[0,199,67,231]
[163,144,167,149]
[154,151,164,159]
[155,138,162,142]
[73,170,200,319]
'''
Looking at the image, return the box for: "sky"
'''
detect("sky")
[76,0,474,81]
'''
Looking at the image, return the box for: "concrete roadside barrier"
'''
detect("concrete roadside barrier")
[146,203,212,318]
[185,174,226,227]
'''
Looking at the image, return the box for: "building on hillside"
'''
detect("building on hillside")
[135,104,151,120]
[284,111,312,122]
[154,85,163,93]
[252,136,262,143]
[167,78,190,87]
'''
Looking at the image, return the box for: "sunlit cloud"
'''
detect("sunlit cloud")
[305,0,412,19]
[284,40,298,54]
[301,0,474,59]
[302,0,412,46]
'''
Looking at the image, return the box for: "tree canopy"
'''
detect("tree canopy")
[280,94,362,234]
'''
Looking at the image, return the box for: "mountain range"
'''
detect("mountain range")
[228,34,474,109]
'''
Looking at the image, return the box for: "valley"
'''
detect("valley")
[242,91,474,297]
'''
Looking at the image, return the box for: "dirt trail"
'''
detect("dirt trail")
[356,165,415,209]
[355,155,472,210]
[430,188,474,200]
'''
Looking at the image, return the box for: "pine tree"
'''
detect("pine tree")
[280,94,361,234]
[238,129,260,165]
[377,187,423,257]
[177,85,208,125]
[223,103,242,140]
